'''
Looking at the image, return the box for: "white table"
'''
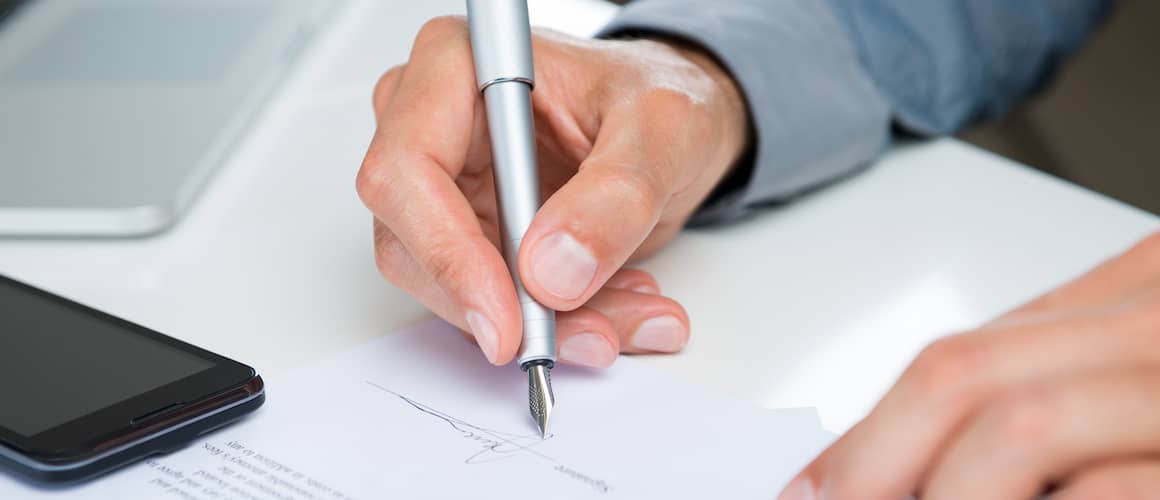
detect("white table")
[1,0,1156,435]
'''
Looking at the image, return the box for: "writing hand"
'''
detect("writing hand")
[356,18,750,368]
[779,230,1160,500]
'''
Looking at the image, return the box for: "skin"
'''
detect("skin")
[358,17,1160,499]
[780,229,1160,500]
[356,17,749,368]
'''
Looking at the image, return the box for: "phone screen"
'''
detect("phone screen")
[0,281,214,437]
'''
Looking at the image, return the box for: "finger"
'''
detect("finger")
[584,287,690,354]
[1054,459,1160,500]
[922,368,1160,500]
[994,230,1160,325]
[357,17,520,365]
[785,294,1160,500]
[517,91,714,310]
[452,305,621,369]
[376,220,497,354]
[602,268,661,295]
[456,272,670,368]
[372,64,405,121]
[554,306,619,368]
[555,282,688,367]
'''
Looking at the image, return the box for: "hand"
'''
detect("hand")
[356,18,750,367]
[778,230,1160,500]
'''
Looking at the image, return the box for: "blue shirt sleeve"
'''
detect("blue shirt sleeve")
[598,0,1113,224]
[825,0,1114,134]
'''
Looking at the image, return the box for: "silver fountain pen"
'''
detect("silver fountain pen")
[466,0,557,439]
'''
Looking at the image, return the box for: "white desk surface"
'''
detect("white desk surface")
[1,0,1157,434]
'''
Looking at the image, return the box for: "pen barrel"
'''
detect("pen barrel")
[482,81,556,367]
[466,0,535,89]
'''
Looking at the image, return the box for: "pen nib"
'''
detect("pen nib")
[527,362,554,439]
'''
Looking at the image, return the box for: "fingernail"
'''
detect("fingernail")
[465,310,499,365]
[777,477,817,500]
[531,231,597,301]
[630,315,687,352]
[559,332,617,368]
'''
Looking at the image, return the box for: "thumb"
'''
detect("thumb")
[518,102,690,311]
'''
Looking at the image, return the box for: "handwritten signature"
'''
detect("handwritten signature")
[364,381,552,464]
[363,381,612,494]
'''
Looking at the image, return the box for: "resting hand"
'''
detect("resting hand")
[780,230,1160,500]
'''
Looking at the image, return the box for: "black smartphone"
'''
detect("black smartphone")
[0,274,264,484]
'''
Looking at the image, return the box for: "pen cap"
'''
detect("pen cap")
[466,0,535,90]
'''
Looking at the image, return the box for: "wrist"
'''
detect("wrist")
[668,43,752,176]
[639,38,753,220]
[600,34,751,170]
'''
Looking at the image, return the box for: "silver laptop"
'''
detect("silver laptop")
[0,0,338,236]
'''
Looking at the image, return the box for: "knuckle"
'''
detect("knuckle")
[903,335,989,404]
[983,387,1061,452]
[354,162,391,209]
[372,66,405,111]
[414,16,467,47]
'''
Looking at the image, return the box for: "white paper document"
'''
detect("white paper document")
[1,320,832,499]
